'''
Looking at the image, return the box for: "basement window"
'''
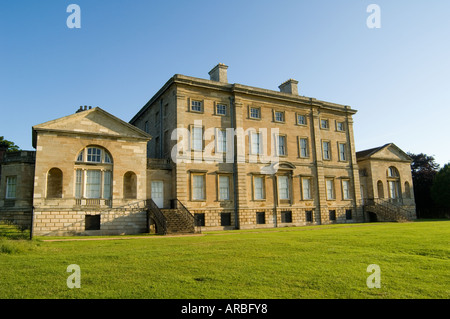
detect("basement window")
[281,211,292,223]
[85,215,100,231]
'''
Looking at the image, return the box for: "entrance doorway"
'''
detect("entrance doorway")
[151,181,164,208]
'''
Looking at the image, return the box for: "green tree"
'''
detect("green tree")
[431,163,450,209]
[0,136,20,152]
[407,153,440,218]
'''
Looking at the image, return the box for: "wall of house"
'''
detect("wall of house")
[32,130,149,236]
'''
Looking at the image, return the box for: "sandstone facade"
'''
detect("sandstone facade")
[0,64,417,236]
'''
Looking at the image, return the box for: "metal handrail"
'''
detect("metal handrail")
[146,199,167,235]
[174,199,197,233]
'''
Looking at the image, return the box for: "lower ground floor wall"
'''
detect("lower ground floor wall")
[0,209,33,233]
[190,205,365,231]
[32,209,148,236]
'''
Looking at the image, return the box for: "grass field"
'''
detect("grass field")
[0,220,448,299]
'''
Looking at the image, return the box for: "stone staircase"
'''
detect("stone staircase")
[103,199,197,235]
[364,198,411,222]
[161,209,196,234]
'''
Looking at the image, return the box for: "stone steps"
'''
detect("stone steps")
[161,209,195,234]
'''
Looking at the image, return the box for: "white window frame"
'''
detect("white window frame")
[336,121,345,132]
[342,179,351,200]
[216,129,227,153]
[218,175,230,201]
[250,131,263,155]
[249,107,261,120]
[321,119,329,129]
[191,126,203,151]
[339,143,347,161]
[216,103,227,116]
[191,100,203,113]
[274,110,285,123]
[277,135,287,156]
[192,174,206,201]
[302,177,312,200]
[299,137,309,158]
[253,175,265,200]
[278,175,290,200]
[326,178,335,200]
[297,114,307,126]
[323,141,331,160]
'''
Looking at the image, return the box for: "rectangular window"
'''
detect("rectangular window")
[302,177,312,200]
[339,143,347,161]
[86,170,101,199]
[329,210,336,221]
[321,119,329,129]
[216,129,227,153]
[250,107,261,119]
[75,169,83,199]
[216,104,227,115]
[323,141,331,160]
[251,132,262,155]
[191,126,203,151]
[326,179,335,200]
[277,135,287,156]
[389,181,399,199]
[256,212,266,224]
[297,114,306,125]
[220,213,232,226]
[219,175,230,201]
[305,210,313,222]
[342,179,351,200]
[274,111,285,122]
[103,171,112,199]
[281,211,292,223]
[144,121,149,133]
[278,175,290,200]
[346,209,352,220]
[337,121,345,131]
[194,213,205,226]
[254,176,265,200]
[191,100,203,112]
[299,138,308,158]
[5,176,17,199]
[192,174,205,200]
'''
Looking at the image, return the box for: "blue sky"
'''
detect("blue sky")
[1,0,449,166]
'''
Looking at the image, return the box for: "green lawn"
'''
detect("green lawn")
[0,221,448,299]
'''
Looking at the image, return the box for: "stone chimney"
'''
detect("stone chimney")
[279,79,299,95]
[76,105,93,113]
[208,63,228,83]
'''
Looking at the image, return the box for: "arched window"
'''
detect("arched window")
[76,146,113,164]
[47,168,63,198]
[377,180,384,199]
[387,166,399,178]
[74,146,113,203]
[124,171,137,199]
[405,182,411,199]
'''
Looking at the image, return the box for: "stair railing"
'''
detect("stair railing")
[173,199,197,233]
[146,199,167,235]
[364,198,411,222]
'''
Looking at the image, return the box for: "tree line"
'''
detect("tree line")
[408,153,450,219]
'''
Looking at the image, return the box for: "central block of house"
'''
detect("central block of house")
[130,64,366,231]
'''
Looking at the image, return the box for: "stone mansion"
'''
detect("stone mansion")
[0,64,416,236]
